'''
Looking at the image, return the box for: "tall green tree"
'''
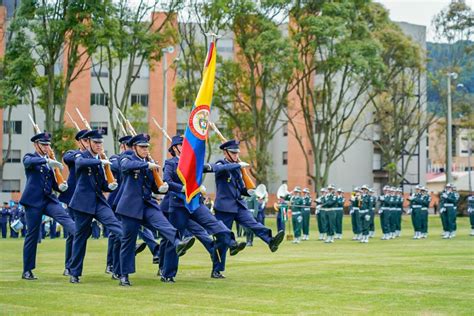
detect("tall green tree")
[287,0,385,191]
[92,0,182,151]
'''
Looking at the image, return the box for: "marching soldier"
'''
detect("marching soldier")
[162,138,247,281]
[159,135,219,280]
[67,130,123,284]
[322,185,337,243]
[210,140,284,275]
[59,129,88,276]
[274,196,288,233]
[439,188,448,236]
[115,133,195,286]
[394,188,404,237]
[335,188,345,239]
[468,194,474,236]
[350,187,362,240]
[20,132,76,280]
[358,185,372,243]
[315,188,327,240]
[419,187,431,238]
[290,187,304,244]
[301,188,312,240]
[379,186,391,240]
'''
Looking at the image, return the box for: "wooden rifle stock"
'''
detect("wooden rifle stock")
[75,108,116,184]
[116,109,164,188]
[208,121,256,190]
[27,114,66,187]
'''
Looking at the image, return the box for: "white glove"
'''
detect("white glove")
[349,209,354,215]
[47,158,63,170]
[440,207,445,213]
[239,161,250,168]
[101,159,111,166]
[108,182,118,191]
[247,189,255,196]
[200,185,207,195]
[181,186,186,192]
[148,162,160,170]
[58,182,69,192]
[158,182,169,193]
[442,193,447,198]
[407,209,412,215]
[364,214,371,221]
[378,210,383,214]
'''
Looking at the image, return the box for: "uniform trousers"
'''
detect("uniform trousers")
[23,201,75,272]
[69,201,122,277]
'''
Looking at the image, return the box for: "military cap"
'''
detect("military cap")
[31,132,52,145]
[219,139,240,153]
[168,135,184,153]
[293,186,302,193]
[75,129,89,141]
[83,129,104,143]
[129,133,150,146]
[302,188,310,193]
[118,135,133,144]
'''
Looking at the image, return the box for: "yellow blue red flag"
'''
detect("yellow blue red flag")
[177,41,216,211]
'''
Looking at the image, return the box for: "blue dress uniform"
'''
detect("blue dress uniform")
[211,140,284,274]
[68,130,122,283]
[162,138,245,281]
[1,203,10,238]
[116,134,195,286]
[20,132,76,280]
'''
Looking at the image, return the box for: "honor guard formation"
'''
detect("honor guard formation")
[2,113,472,286]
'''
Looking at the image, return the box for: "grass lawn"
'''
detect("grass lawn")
[0,216,473,315]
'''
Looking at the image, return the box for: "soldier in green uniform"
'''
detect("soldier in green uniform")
[452,186,460,236]
[335,188,345,239]
[322,185,337,243]
[274,196,289,234]
[420,187,431,238]
[394,188,404,237]
[439,188,448,236]
[441,183,457,239]
[467,194,474,236]
[379,186,391,240]
[244,192,259,246]
[408,185,423,239]
[358,185,372,243]
[301,188,312,240]
[350,187,362,241]
[368,188,376,238]
[290,187,304,243]
[315,188,327,240]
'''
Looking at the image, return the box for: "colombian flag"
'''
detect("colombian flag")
[177,41,217,212]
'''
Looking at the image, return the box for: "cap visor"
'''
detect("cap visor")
[91,138,104,143]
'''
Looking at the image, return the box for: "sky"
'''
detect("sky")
[377,0,474,42]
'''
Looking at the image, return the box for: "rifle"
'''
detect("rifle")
[75,108,116,185]
[116,109,164,187]
[208,121,255,190]
[151,117,172,142]
[27,114,67,189]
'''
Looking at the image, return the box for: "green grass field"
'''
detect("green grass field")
[1,216,473,315]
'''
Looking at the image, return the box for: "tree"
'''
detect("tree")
[287,0,385,191]
[175,0,297,185]
[92,0,181,152]
[10,0,102,138]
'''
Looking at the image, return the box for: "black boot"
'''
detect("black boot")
[69,276,80,284]
[176,236,196,256]
[269,230,285,252]
[119,275,131,286]
[135,242,146,255]
[211,271,225,279]
[229,242,246,256]
[22,271,38,280]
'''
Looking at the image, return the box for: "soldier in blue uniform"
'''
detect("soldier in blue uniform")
[1,202,9,238]
[210,140,284,275]
[20,132,76,280]
[115,133,195,286]
[162,136,246,281]
[59,129,88,277]
[68,129,122,284]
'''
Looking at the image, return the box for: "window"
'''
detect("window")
[131,94,149,107]
[3,121,22,134]
[282,151,288,165]
[92,64,108,78]
[282,122,288,137]
[2,180,20,193]
[90,122,108,135]
[373,152,382,171]
[176,123,186,136]
[3,150,21,163]
[90,93,109,106]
